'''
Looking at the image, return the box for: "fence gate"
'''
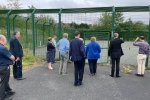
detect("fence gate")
[83,31,110,64]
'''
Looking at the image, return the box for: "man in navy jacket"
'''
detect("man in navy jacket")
[10,31,26,80]
[70,31,85,86]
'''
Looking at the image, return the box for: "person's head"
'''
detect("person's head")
[114,33,119,38]
[75,31,80,38]
[139,36,145,42]
[53,35,57,40]
[48,37,52,42]
[13,31,20,38]
[0,35,7,45]
[79,38,84,43]
[91,37,96,42]
[63,33,68,38]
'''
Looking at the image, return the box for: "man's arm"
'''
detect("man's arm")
[69,42,72,57]
[120,37,124,43]
[79,41,85,58]
[108,41,112,56]
[66,40,70,52]
[12,39,20,60]
[2,48,15,64]
[133,37,140,46]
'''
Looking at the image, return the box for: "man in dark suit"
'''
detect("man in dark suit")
[108,33,124,78]
[70,31,85,86]
[10,31,26,80]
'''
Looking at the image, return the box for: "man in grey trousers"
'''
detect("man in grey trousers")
[56,33,69,75]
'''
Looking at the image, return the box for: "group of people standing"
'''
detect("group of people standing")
[0,30,149,99]
[46,31,102,86]
[47,32,150,87]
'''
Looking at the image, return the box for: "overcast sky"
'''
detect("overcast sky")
[1,0,150,9]
[1,0,150,24]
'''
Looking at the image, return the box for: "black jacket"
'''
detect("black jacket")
[9,36,23,57]
[69,38,85,61]
[108,38,124,58]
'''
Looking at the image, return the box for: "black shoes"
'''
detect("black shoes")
[110,75,121,78]
[141,74,144,77]
[90,73,96,76]
[110,75,114,77]
[74,82,83,86]
[135,74,144,77]
[116,76,121,78]
[5,91,15,98]
[17,77,26,80]
[78,82,82,86]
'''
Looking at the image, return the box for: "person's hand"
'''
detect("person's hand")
[136,37,139,41]
[120,37,123,40]
[16,57,20,61]
[12,61,15,65]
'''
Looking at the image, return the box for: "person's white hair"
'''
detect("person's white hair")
[91,37,96,42]
[79,38,83,41]
[114,33,119,38]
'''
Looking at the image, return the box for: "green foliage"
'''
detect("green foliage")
[22,49,40,67]
[69,22,90,30]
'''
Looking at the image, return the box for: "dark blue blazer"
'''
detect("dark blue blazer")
[69,38,85,61]
[9,36,23,57]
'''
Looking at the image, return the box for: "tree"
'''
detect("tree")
[7,0,22,9]
[70,22,78,29]
[93,12,124,31]
[79,23,90,29]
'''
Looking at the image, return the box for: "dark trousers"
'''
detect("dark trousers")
[111,57,120,76]
[13,57,22,78]
[74,58,85,84]
[88,59,98,74]
[0,66,12,99]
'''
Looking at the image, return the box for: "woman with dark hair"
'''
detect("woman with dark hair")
[46,37,55,70]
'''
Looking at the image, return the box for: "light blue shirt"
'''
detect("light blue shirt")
[52,38,57,47]
[56,38,69,54]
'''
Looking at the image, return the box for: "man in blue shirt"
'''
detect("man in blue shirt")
[56,33,69,75]
[52,35,57,63]
[0,35,15,100]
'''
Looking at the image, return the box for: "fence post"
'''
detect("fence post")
[43,22,46,45]
[12,15,17,31]
[146,5,150,68]
[6,9,12,41]
[58,8,62,40]
[111,6,115,40]
[35,20,39,47]
[49,20,52,36]
[26,18,30,48]
[32,8,36,56]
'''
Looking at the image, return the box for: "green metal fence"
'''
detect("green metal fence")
[0,6,150,67]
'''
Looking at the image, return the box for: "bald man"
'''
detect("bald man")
[0,35,15,100]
